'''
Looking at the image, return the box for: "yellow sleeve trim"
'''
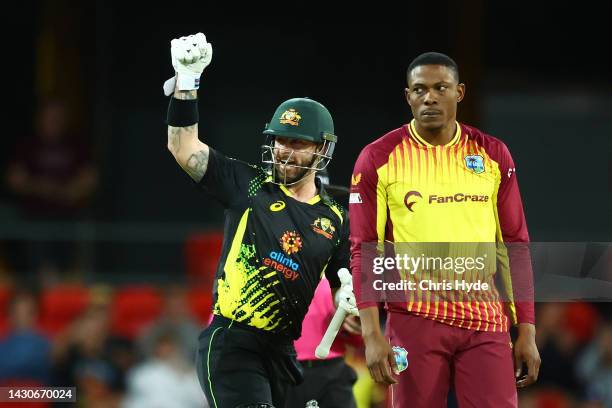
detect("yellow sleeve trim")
[375,164,389,242]
[329,204,344,225]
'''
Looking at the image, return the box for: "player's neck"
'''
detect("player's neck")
[286,173,318,202]
[414,120,457,146]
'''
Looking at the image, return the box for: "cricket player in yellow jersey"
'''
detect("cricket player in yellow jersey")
[349,52,541,407]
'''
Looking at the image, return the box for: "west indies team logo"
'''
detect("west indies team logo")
[280,231,303,255]
[312,217,336,240]
[464,155,485,174]
[404,190,422,212]
[351,173,362,186]
[279,109,302,126]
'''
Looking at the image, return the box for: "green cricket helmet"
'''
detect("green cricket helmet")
[261,97,337,185]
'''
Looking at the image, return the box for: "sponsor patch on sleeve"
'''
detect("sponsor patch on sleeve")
[349,192,363,204]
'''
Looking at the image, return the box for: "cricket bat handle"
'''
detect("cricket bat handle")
[315,305,348,359]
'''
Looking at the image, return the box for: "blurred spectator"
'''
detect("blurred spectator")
[6,98,97,219]
[5,97,97,284]
[535,303,586,394]
[576,323,612,407]
[138,285,200,364]
[74,359,122,408]
[53,304,135,397]
[0,288,52,383]
[123,329,207,408]
[0,244,12,285]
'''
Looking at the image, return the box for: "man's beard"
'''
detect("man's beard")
[274,156,318,184]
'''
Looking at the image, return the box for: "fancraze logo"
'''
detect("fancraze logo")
[405,191,489,212]
[428,194,489,203]
[263,251,300,281]
[404,191,422,212]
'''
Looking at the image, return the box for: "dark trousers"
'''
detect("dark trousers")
[285,357,357,408]
[196,315,303,408]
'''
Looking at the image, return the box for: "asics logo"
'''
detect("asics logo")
[270,201,286,212]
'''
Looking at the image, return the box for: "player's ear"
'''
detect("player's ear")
[456,83,466,103]
[405,88,412,106]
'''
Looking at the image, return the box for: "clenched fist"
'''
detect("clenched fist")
[163,33,213,96]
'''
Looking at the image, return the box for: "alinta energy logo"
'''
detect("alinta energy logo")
[404,191,422,212]
[280,231,303,255]
[263,251,300,281]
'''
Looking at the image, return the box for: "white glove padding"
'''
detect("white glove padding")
[163,77,176,97]
[168,33,213,93]
[335,268,359,317]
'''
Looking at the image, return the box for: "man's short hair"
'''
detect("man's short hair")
[407,52,460,84]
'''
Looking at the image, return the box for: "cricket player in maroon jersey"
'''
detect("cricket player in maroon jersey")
[349,52,541,407]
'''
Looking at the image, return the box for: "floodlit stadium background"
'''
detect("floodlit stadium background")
[0,1,610,407]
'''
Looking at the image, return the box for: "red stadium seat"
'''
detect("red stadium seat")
[185,231,223,286]
[535,389,571,408]
[563,302,600,343]
[186,286,213,325]
[0,285,11,337]
[110,285,162,339]
[38,285,90,336]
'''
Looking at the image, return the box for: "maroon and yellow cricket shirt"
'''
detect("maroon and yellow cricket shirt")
[349,120,534,332]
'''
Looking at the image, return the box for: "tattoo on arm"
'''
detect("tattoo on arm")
[167,90,206,180]
[184,150,209,182]
[168,127,181,154]
[168,124,196,154]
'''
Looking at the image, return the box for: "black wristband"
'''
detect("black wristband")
[166,97,199,127]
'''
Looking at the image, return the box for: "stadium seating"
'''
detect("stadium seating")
[110,285,163,339]
[38,285,90,336]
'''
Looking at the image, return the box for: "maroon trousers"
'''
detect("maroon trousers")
[386,312,517,408]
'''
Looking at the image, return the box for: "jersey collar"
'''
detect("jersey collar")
[407,119,462,147]
[279,183,322,205]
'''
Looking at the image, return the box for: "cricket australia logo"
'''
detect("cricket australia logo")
[279,109,302,126]
[465,155,485,174]
[312,217,336,240]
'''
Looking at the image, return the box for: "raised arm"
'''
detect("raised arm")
[167,90,209,182]
[164,33,213,182]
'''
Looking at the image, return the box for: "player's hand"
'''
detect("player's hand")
[342,315,361,335]
[364,331,398,385]
[514,323,541,388]
[163,33,213,95]
[335,268,359,317]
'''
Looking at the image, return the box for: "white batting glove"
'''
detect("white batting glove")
[334,268,359,317]
[163,33,213,96]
